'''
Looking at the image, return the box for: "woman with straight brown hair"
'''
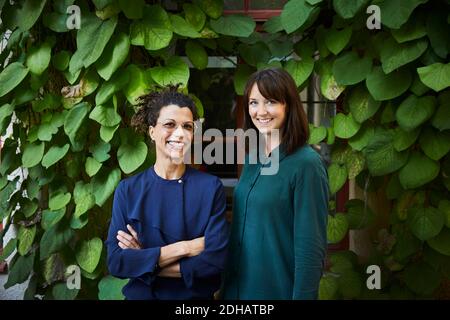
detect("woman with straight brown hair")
[222,68,329,300]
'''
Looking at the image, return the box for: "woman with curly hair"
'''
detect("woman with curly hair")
[106,86,229,300]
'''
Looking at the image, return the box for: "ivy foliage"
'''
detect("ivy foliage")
[0,0,449,299]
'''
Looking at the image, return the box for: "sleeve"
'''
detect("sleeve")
[292,155,329,300]
[179,179,230,289]
[105,181,161,285]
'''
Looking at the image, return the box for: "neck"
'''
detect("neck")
[154,157,186,180]
[263,133,281,156]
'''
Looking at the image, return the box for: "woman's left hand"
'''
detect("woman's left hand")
[117,224,142,249]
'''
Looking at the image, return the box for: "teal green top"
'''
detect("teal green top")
[222,144,329,300]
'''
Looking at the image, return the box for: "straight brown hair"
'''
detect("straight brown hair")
[242,68,309,155]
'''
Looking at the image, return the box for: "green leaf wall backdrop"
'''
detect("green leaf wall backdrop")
[0,0,449,299]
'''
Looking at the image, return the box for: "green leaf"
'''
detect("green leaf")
[333,113,361,139]
[123,64,153,105]
[210,15,255,37]
[149,56,190,87]
[431,92,450,131]
[185,41,208,70]
[346,151,365,180]
[90,140,111,163]
[380,38,428,74]
[337,270,363,299]
[378,0,428,29]
[69,14,117,74]
[333,52,372,86]
[393,127,421,152]
[49,192,71,211]
[98,275,128,300]
[347,86,381,123]
[170,14,200,38]
[89,103,122,127]
[118,0,144,19]
[396,95,436,131]
[22,142,45,168]
[427,228,450,256]
[284,58,314,87]
[26,42,52,75]
[4,252,35,289]
[92,168,121,206]
[308,126,327,145]
[0,103,14,134]
[319,60,345,100]
[399,152,440,189]
[426,10,448,59]
[118,129,148,174]
[42,144,70,168]
[327,213,349,244]
[0,239,17,261]
[234,64,255,96]
[64,102,91,150]
[18,225,36,256]
[95,32,130,81]
[6,0,46,31]
[281,0,314,34]
[183,3,205,31]
[70,214,89,230]
[366,66,412,101]
[328,163,347,194]
[0,62,29,97]
[263,16,284,33]
[417,63,450,92]
[419,127,450,160]
[52,283,79,300]
[85,157,103,177]
[130,5,173,51]
[348,124,375,151]
[391,12,426,43]
[318,275,339,300]
[74,181,95,218]
[76,238,103,273]
[345,199,375,229]
[41,208,65,230]
[325,26,352,55]
[238,43,271,67]
[194,0,223,19]
[40,224,74,260]
[408,206,444,241]
[333,0,369,19]
[100,124,120,143]
[403,261,441,295]
[363,129,409,176]
[96,71,130,105]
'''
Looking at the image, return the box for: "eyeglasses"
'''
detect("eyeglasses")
[157,120,198,133]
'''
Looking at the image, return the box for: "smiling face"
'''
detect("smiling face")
[148,104,195,163]
[248,83,286,135]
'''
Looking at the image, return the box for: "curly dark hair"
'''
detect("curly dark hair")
[131,85,198,134]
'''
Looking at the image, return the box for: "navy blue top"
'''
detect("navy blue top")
[106,166,229,300]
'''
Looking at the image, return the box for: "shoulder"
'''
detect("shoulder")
[116,167,151,193]
[187,166,223,189]
[286,144,326,169]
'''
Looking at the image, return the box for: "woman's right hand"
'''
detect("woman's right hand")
[184,237,205,257]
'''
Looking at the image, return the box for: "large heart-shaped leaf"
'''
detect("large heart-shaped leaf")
[95,32,130,81]
[333,52,372,86]
[4,252,35,289]
[380,38,428,74]
[74,181,95,218]
[284,58,314,87]
[18,225,36,256]
[408,206,444,241]
[328,163,348,194]
[327,213,349,244]
[40,224,74,260]
[347,86,381,123]
[183,3,205,31]
[333,113,361,139]
[211,15,255,37]
[366,66,412,101]
[117,129,148,174]
[150,56,190,87]
[49,191,72,211]
[280,0,315,34]
[417,63,450,92]
[26,42,52,75]
[0,62,29,97]
[76,238,103,273]
[378,0,428,29]
[333,0,369,19]
[98,275,128,300]
[395,95,436,131]
[419,127,450,160]
[427,228,450,256]
[42,144,70,168]
[399,152,440,189]
[92,168,121,206]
